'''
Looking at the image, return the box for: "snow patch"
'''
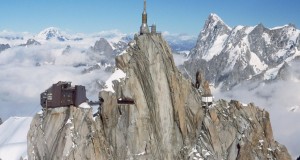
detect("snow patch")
[259,139,264,143]
[209,13,232,30]
[232,25,244,33]
[79,102,91,109]
[270,25,289,30]
[249,52,268,74]
[135,151,146,156]
[37,110,43,115]
[119,49,127,56]
[66,118,72,124]
[102,68,126,93]
[244,26,255,34]
[203,34,228,61]
[262,33,271,45]
[264,63,284,80]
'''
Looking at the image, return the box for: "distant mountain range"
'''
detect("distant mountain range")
[182,13,300,91]
[0,27,196,53]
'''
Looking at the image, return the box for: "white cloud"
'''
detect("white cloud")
[0,39,112,120]
[173,53,188,66]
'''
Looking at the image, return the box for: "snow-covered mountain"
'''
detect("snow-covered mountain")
[183,13,300,91]
[35,27,70,41]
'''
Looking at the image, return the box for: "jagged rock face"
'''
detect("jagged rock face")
[183,14,300,90]
[27,33,291,160]
[97,34,291,159]
[188,100,291,160]
[90,38,128,65]
[0,44,10,53]
[99,34,203,159]
[27,107,112,160]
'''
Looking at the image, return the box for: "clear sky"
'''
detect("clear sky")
[0,0,299,36]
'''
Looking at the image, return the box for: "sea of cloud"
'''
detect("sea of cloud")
[0,39,112,120]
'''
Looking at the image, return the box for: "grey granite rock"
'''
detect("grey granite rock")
[28,33,291,160]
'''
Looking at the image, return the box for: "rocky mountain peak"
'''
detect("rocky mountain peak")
[251,23,268,34]
[27,33,291,159]
[93,38,113,53]
[203,13,231,34]
[90,38,115,62]
[189,13,232,61]
[208,13,225,25]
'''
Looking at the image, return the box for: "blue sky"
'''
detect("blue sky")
[0,0,299,36]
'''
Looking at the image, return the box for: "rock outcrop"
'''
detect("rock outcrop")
[188,100,291,160]
[28,33,291,159]
[27,106,112,160]
[99,33,202,159]
[98,33,291,159]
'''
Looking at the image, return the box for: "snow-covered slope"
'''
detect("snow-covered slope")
[0,117,32,160]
